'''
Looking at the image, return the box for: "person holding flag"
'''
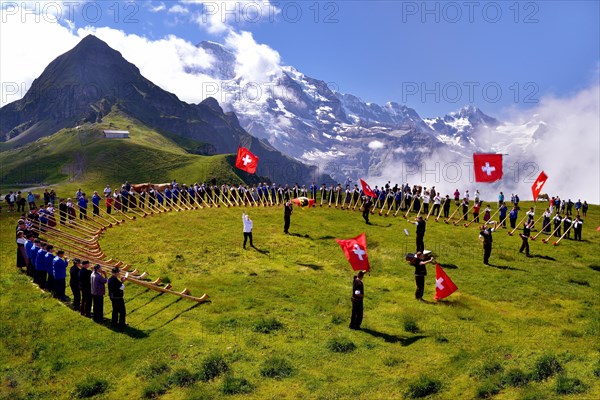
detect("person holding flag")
[349,271,366,330]
[362,196,373,224]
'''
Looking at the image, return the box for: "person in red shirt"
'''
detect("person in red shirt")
[473,202,481,223]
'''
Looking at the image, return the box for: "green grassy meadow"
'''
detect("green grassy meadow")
[1,196,599,399]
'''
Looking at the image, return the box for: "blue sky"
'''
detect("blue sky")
[2,0,599,118]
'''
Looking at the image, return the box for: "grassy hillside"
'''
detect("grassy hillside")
[1,196,599,399]
[0,111,245,192]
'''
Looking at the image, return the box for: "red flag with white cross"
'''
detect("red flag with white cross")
[434,263,458,300]
[473,153,503,183]
[335,233,370,271]
[531,171,548,201]
[235,147,259,174]
[360,179,377,198]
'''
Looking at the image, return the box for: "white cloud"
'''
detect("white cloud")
[148,2,166,13]
[186,0,280,34]
[368,140,385,150]
[168,4,190,15]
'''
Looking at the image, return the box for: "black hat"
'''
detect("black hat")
[73,258,81,264]
[82,260,90,265]
[93,264,102,270]
[111,267,120,274]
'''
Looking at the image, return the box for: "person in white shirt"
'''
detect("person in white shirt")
[242,212,254,249]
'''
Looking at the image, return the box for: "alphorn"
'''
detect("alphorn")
[424,200,435,220]
[552,222,574,246]
[99,206,125,224]
[320,189,325,207]
[486,207,501,224]
[81,214,110,230]
[67,220,102,236]
[385,198,396,217]
[444,205,461,224]
[334,188,341,209]
[115,207,136,220]
[30,228,100,254]
[190,194,205,209]
[508,214,529,236]
[328,189,334,208]
[32,225,99,247]
[90,211,115,227]
[415,198,425,219]
[377,196,388,216]
[124,275,209,303]
[34,232,105,258]
[542,222,563,243]
[434,202,444,222]
[531,216,551,240]
[403,197,416,219]
[455,203,474,226]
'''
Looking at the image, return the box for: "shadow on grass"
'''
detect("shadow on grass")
[487,263,524,271]
[588,265,600,272]
[137,297,183,324]
[317,235,336,240]
[147,302,205,333]
[297,262,324,271]
[529,254,556,261]
[360,328,427,346]
[250,246,270,255]
[128,292,165,315]
[289,233,311,239]
[440,264,459,269]
[106,323,149,339]
[367,222,393,228]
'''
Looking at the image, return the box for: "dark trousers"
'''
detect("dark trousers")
[519,237,530,255]
[243,232,253,248]
[106,206,112,215]
[92,295,104,322]
[574,229,582,241]
[79,208,87,219]
[93,204,99,216]
[483,243,492,264]
[415,276,425,300]
[362,209,370,223]
[443,207,450,218]
[54,278,65,299]
[284,215,291,233]
[110,298,126,327]
[433,204,440,216]
[554,226,561,237]
[36,270,47,289]
[349,299,363,329]
[27,260,34,277]
[46,274,54,293]
[500,215,507,227]
[71,284,81,310]
[510,218,516,229]
[81,291,92,317]
[473,212,479,222]
[416,234,425,253]
[463,207,468,220]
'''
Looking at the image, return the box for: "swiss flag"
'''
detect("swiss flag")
[531,171,548,201]
[473,154,503,183]
[434,263,458,300]
[335,233,370,271]
[235,147,259,174]
[360,179,377,198]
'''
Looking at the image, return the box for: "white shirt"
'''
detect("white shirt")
[242,214,253,233]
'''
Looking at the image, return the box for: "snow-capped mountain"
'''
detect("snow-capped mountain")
[196,40,545,182]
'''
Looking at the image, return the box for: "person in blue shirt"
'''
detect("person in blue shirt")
[91,191,101,216]
[24,233,35,277]
[29,239,41,283]
[164,187,172,207]
[35,243,48,289]
[509,206,519,229]
[120,187,130,212]
[44,245,55,293]
[52,250,69,300]
[499,202,508,228]
[498,191,504,206]
[78,194,88,220]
